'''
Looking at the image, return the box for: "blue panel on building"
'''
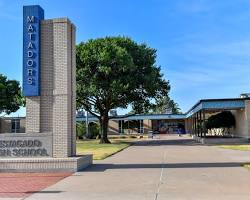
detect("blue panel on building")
[76,113,186,122]
[186,103,203,117]
[186,99,245,117]
[202,100,245,110]
[23,5,44,96]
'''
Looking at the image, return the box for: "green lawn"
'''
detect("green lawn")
[244,164,250,170]
[218,145,250,171]
[219,145,250,151]
[76,137,142,160]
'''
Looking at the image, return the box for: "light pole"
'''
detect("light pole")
[85,111,89,137]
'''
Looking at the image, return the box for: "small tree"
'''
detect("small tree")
[205,111,236,135]
[0,74,23,115]
[152,96,181,114]
[76,36,170,143]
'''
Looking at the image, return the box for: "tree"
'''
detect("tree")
[0,74,23,115]
[151,96,181,114]
[205,111,236,135]
[76,36,170,143]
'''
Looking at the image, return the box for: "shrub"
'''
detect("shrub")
[89,122,100,139]
[76,122,86,139]
[205,111,236,135]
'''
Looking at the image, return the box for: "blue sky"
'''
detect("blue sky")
[1,0,250,115]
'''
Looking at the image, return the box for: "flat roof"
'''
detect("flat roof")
[76,113,186,122]
[0,116,26,119]
[4,97,249,121]
[185,97,249,117]
[76,97,250,121]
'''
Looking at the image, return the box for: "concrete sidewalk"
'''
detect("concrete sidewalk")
[25,135,250,200]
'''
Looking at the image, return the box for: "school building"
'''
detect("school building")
[76,95,250,139]
[1,95,250,139]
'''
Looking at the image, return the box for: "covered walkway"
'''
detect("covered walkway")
[185,98,249,138]
[76,97,250,137]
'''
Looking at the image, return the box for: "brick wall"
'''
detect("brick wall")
[0,119,11,133]
[25,18,76,158]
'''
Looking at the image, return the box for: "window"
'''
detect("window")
[118,120,124,134]
[11,119,20,133]
[138,120,144,134]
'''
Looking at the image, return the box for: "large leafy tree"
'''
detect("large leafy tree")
[76,36,170,143]
[0,74,23,115]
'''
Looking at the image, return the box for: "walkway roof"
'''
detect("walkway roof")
[4,97,248,121]
[76,97,250,121]
[185,97,249,117]
[76,113,186,122]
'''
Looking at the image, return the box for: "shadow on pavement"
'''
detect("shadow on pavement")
[26,190,63,194]
[82,162,244,172]
[132,138,199,146]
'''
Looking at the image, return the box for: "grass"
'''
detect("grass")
[76,136,143,160]
[219,145,250,151]
[244,164,250,170]
[218,145,250,171]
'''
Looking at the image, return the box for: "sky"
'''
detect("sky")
[1,0,250,116]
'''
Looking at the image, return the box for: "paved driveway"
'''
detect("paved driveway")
[26,135,250,200]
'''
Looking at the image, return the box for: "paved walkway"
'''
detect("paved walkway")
[22,135,250,199]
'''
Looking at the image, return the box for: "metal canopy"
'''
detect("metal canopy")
[76,98,249,121]
[76,114,186,122]
[186,98,247,117]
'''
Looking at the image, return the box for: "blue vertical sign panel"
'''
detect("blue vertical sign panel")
[23,5,44,96]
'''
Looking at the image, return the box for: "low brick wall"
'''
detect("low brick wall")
[0,133,93,172]
[193,135,250,145]
[0,155,92,172]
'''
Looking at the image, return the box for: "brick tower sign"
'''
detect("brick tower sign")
[0,5,92,172]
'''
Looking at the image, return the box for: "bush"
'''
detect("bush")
[205,111,236,135]
[89,123,100,139]
[76,122,86,139]
[76,122,100,139]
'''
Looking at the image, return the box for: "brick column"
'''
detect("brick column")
[26,18,76,158]
[245,100,250,139]
[51,18,76,158]
[26,97,40,133]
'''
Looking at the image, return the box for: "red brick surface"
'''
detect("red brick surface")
[0,172,71,198]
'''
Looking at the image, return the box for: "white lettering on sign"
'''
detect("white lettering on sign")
[28,32,34,40]
[28,77,33,85]
[27,60,33,67]
[27,51,33,58]
[27,69,33,76]
[26,15,37,85]
[23,6,44,96]
[28,24,34,32]
[28,42,33,49]
[27,16,34,23]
